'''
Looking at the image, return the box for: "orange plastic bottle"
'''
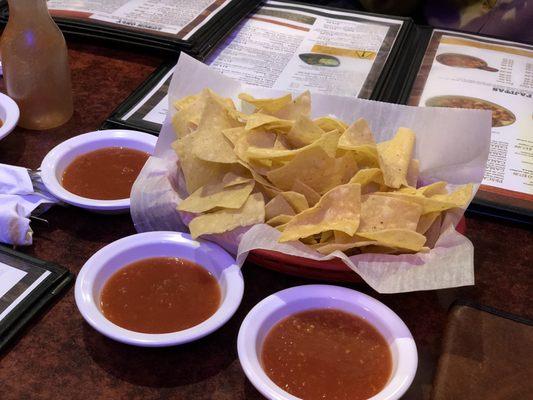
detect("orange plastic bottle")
[1,0,73,130]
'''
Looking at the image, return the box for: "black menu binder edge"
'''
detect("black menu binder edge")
[449,299,533,330]
[103,61,177,135]
[0,246,74,352]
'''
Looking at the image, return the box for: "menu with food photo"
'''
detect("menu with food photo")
[106,0,408,133]
[205,0,404,99]
[408,30,533,217]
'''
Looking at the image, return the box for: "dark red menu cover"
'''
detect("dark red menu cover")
[432,301,533,400]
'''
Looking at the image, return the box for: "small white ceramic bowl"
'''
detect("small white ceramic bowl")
[40,129,157,213]
[238,285,417,400]
[75,231,244,347]
[0,92,20,141]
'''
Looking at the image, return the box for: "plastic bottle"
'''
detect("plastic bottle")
[1,0,73,130]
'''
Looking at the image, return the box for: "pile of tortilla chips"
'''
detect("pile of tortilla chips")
[171,89,472,255]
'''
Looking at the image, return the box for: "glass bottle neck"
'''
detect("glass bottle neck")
[8,0,49,17]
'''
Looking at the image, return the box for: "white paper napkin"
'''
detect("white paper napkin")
[0,163,56,246]
[131,54,492,293]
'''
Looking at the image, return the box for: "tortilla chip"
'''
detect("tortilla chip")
[338,118,375,149]
[222,171,252,188]
[172,94,207,138]
[280,191,309,213]
[279,183,361,242]
[245,113,293,131]
[274,91,311,120]
[267,147,356,194]
[222,127,247,146]
[267,214,294,227]
[188,193,265,239]
[237,160,280,196]
[417,181,449,197]
[192,94,242,163]
[416,211,440,235]
[335,152,359,184]
[312,231,377,254]
[349,145,379,168]
[291,179,321,206]
[239,93,293,114]
[173,93,201,111]
[349,168,384,188]
[377,127,415,188]
[286,116,324,148]
[172,90,237,139]
[265,195,295,220]
[174,137,232,193]
[359,195,422,232]
[374,183,472,213]
[313,239,378,255]
[274,135,291,149]
[246,129,340,160]
[314,116,348,133]
[357,229,427,252]
[320,231,334,243]
[431,184,473,207]
[178,180,255,213]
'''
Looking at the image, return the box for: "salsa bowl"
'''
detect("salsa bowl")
[75,231,244,347]
[238,285,417,400]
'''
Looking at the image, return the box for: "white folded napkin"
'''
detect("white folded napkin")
[0,163,57,246]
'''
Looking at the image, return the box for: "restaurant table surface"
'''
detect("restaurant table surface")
[0,40,531,400]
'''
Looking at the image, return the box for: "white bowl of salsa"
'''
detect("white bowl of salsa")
[0,92,20,141]
[40,129,157,213]
[75,231,244,347]
[238,285,417,400]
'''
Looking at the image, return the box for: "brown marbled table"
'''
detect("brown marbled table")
[0,40,531,400]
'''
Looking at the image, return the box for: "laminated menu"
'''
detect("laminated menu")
[0,246,72,351]
[407,29,533,220]
[0,0,261,56]
[104,0,410,133]
[47,0,234,39]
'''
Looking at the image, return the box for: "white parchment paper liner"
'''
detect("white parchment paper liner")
[131,54,492,293]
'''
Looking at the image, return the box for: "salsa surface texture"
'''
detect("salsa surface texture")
[61,146,149,200]
[261,308,392,400]
[100,257,221,334]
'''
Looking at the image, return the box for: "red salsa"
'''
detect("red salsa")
[261,309,392,400]
[61,146,149,200]
[100,257,221,334]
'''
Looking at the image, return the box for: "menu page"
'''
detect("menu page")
[46,0,233,40]
[409,30,533,207]
[119,0,403,127]
[0,261,50,322]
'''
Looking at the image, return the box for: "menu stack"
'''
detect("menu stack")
[0,0,262,57]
